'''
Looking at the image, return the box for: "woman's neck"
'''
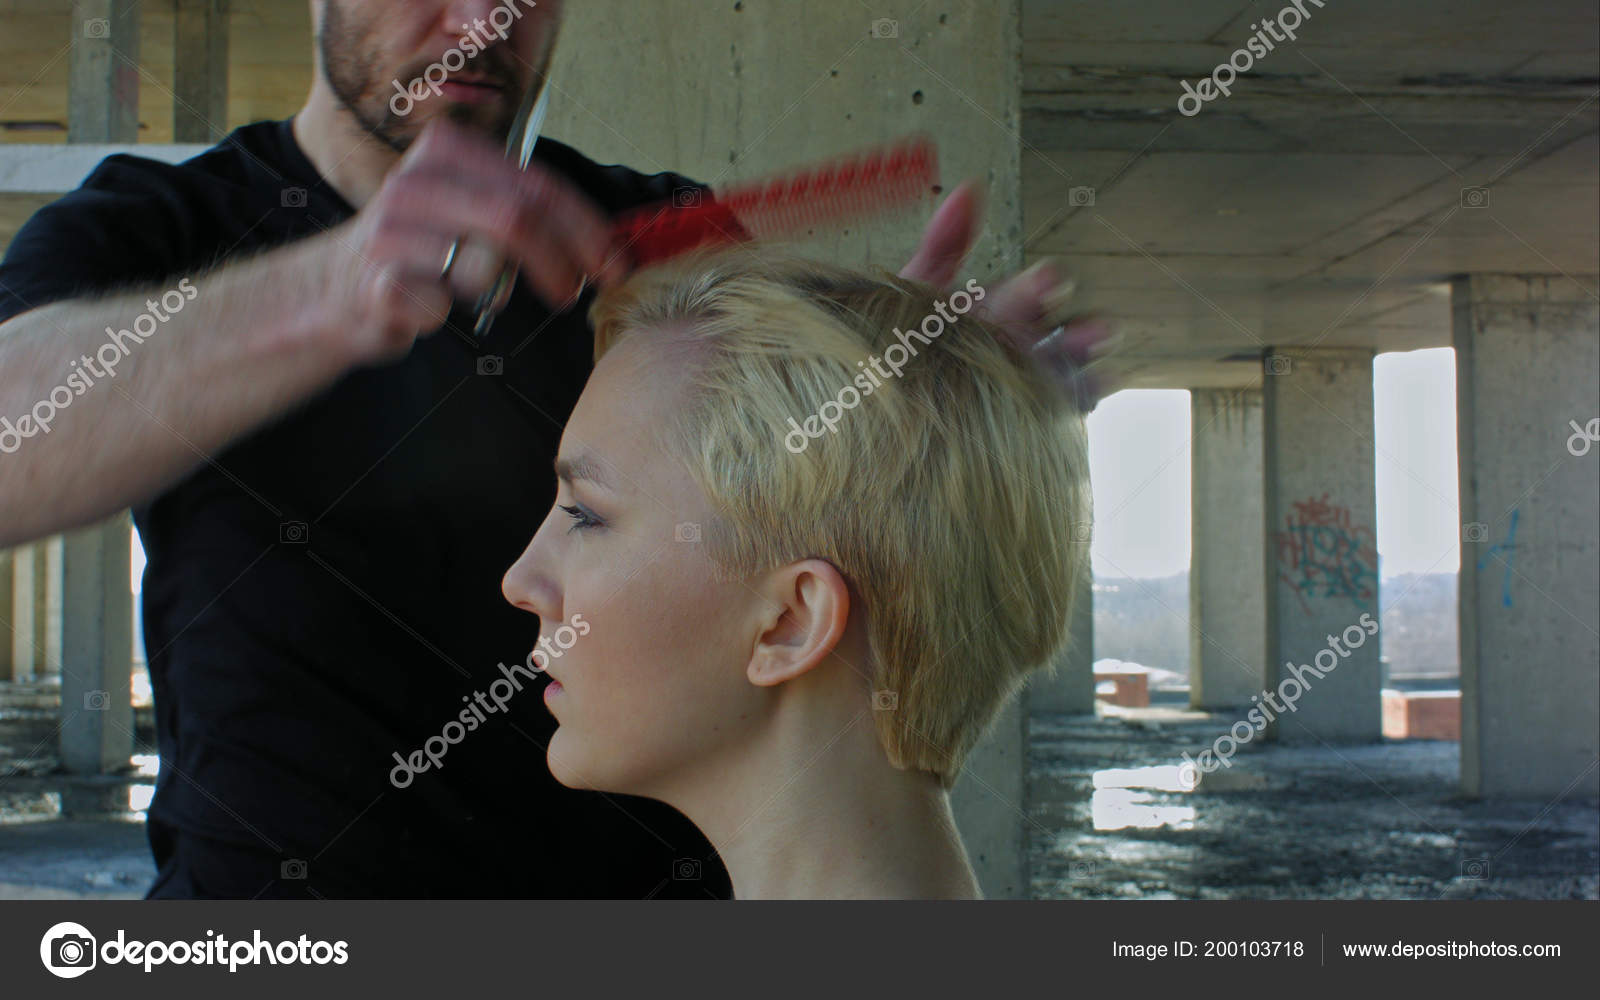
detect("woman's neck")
[662,710,983,900]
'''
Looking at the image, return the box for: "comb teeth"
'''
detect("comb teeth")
[612,136,938,266]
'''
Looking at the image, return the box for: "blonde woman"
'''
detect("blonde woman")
[501,254,1091,899]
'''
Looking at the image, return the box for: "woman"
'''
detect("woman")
[501,253,1091,898]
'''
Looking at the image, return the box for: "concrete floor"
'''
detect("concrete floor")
[0,818,151,899]
[1030,706,1600,899]
[0,702,156,899]
[3,703,1596,899]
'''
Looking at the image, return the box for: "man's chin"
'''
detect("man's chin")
[443,101,516,142]
[367,103,513,153]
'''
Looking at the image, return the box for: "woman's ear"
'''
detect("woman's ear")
[747,558,851,688]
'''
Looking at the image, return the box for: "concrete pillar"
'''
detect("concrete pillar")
[7,540,66,681]
[41,536,64,678]
[60,513,135,774]
[1025,558,1096,714]
[0,549,14,681]
[8,546,37,682]
[68,0,141,145]
[1453,274,1599,800]
[1262,348,1383,743]
[550,0,1027,896]
[62,2,138,773]
[1190,388,1267,709]
[174,0,230,143]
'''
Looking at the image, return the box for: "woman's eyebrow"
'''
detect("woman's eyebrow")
[554,451,614,491]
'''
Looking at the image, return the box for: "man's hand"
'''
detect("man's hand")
[900,180,1115,411]
[324,119,630,364]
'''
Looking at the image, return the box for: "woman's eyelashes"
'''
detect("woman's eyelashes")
[559,502,605,533]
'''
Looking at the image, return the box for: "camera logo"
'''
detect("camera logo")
[672,858,702,880]
[672,187,702,208]
[477,355,504,376]
[279,520,309,544]
[1460,186,1490,208]
[40,922,97,979]
[870,17,898,38]
[282,187,308,208]
[1176,758,1202,790]
[84,18,110,38]
[1265,353,1293,375]
[84,690,111,711]
[1462,522,1489,543]
[1067,185,1096,207]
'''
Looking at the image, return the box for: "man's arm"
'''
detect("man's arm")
[0,237,359,547]
[0,119,626,548]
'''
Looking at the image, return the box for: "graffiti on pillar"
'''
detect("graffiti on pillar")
[1475,507,1519,609]
[1272,493,1378,613]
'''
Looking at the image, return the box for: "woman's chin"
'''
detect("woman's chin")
[546,732,610,792]
[545,732,586,789]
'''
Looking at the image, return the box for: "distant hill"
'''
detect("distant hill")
[1379,572,1459,680]
[1090,571,1459,682]
[1092,572,1189,677]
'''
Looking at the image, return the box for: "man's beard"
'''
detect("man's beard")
[318,0,542,154]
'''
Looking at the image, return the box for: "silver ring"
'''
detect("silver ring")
[440,237,461,280]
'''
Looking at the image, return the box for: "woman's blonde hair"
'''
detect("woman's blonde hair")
[589,252,1090,788]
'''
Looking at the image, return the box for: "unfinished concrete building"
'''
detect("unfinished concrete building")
[1,0,1595,899]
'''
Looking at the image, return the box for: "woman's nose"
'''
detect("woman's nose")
[501,526,560,619]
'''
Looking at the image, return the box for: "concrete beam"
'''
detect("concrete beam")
[0,145,210,193]
[1454,274,1600,799]
[69,0,141,144]
[59,515,134,775]
[1262,348,1383,743]
[1190,388,1267,709]
[174,0,230,143]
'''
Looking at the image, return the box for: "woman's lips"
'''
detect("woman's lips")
[543,680,563,702]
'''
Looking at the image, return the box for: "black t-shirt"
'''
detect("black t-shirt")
[0,119,732,899]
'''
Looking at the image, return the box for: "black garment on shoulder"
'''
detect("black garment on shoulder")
[0,119,730,899]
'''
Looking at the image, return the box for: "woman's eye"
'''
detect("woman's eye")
[560,503,603,533]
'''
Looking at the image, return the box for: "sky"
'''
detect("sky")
[1085,347,1460,580]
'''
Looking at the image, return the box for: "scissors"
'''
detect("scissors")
[440,71,555,339]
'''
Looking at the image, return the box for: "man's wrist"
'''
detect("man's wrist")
[245,231,366,370]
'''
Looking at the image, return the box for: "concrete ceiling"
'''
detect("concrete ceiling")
[1019,0,1599,386]
[1,0,1595,388]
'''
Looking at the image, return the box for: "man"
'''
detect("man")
[0,0,1103,898]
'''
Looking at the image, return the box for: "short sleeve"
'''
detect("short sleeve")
[0,158,187,326]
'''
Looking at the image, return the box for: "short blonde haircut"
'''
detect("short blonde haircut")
[589,253,1090,788]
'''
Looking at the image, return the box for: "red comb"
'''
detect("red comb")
[611,135,938,266]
